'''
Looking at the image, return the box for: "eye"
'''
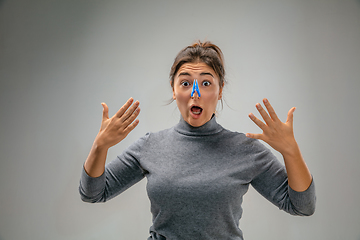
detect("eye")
[202,81,211,87]
[181,81,190,87]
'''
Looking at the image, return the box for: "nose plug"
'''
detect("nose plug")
[191,79,201,99]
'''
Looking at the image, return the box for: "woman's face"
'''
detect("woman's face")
[172,62,223,127]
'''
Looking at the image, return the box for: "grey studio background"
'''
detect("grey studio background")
[0,0,359,239]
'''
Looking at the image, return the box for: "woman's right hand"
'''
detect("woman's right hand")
[95,98,140,149]
[84,98,140,178]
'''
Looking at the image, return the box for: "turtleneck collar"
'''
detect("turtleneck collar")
[174,115,223,136]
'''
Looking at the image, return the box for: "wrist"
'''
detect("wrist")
[93,135,110,152]
[84,137,109,178]
[280,140,301,159]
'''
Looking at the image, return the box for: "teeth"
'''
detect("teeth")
[191,106,202,115]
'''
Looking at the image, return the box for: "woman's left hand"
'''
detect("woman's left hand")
[247,98,313,192]
[246,98,298,156]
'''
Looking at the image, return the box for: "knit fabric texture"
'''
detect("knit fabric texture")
[79,116,316,240]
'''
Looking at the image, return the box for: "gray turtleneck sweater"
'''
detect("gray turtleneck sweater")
[79,117,316,240]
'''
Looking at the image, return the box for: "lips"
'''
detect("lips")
[191,106,203,115]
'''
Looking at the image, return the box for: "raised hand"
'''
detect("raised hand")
[246,98,313,191]
[96,98,140,149]
[246,98,297,156]
[246,98,313,192]
[84,98,140,177]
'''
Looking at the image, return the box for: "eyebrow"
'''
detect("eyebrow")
[177,72,214,78]
[200,72,214,77]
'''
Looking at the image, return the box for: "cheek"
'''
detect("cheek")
[204,90,220,102]
[174,89,189,105]
[202,91,221,110]
[178,93,189,103]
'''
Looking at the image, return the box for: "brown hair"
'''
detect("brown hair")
[170,40,226,89]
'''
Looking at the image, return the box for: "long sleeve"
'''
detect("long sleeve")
[79,134,149,203]
[249,140,316,216]
[78,116,316,240]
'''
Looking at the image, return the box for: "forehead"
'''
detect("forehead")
[177,62,216,76]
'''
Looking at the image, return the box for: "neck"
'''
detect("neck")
[174,115,223,136]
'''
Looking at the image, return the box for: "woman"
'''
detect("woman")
[79,41,316,240]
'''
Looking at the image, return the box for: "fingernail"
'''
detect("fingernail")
[263,98,268,103]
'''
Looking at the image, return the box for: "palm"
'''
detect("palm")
[246,99,297,155]
[96,98,140,149]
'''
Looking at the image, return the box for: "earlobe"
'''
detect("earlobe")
[218,88,223,100]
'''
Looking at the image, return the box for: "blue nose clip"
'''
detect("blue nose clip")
[191,79,201,98]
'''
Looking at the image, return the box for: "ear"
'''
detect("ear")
[171,81,176,100]
[218,82,224,100]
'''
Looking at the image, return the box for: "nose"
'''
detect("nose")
[191,79,201,99]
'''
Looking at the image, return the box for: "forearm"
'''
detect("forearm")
[282,142,312,192]
[84,137,109,178]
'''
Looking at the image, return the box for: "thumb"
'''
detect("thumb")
[101,102,109,120]
[246,133,262,140]
[286,107,296,125]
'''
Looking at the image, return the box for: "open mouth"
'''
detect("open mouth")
[191,106,203,115]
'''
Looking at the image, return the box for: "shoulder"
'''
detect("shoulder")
[219,127,271,155]
[136,126,175,147]
[219,127,255,145]
[146,126,174,139]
